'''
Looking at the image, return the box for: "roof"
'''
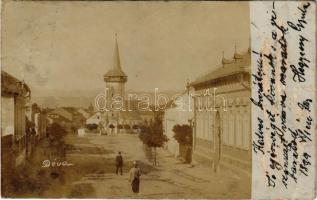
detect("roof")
[104,34,127,79]
[62,107,90,120]
[62,107,79,114]
[164,91,192,111]
[221,57,233,65]
[77,108,91,119]
[87,112,101,120]
[191,49,250,87]
[1,70,31,96]
[50,108,73,121]
[104,69,127,78]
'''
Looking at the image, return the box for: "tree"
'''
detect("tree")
[172,124,193,146]
[86,123,98,130]
[172,124,193,163]
[124,124,131,129]
[46,122,67,141]
[139,112,168,166]
[109,124,115,133]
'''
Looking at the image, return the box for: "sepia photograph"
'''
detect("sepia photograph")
[1,1,252,198]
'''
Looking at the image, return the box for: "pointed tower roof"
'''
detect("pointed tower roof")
[104,34,127,82]
[113,33,123,72]
[221,51,233,66]
[234,44,243,60]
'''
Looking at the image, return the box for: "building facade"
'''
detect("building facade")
[86,112,102,125]
[1,71,31,194]
[190,48,251,176]
[31,103,48,141]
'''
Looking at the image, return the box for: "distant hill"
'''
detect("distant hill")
[31,96,94,109]
[31,89,183,109]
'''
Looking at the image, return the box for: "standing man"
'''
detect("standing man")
[115,151,123,175]
[129,161,141,195]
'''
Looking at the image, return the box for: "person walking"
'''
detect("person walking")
[115,151,123,175]
[129,161,141,195]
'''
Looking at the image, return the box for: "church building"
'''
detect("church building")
[102,35,142,134]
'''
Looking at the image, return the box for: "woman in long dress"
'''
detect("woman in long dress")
[129,161,141,194]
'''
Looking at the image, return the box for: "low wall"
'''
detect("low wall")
[193,138,251,176]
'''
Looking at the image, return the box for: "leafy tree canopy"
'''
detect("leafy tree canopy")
[172,124,192,145]
[109,124,115,129]
[47,122,67,141]
[139,114,168,148]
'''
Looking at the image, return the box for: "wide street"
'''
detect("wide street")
[40,133,250,199]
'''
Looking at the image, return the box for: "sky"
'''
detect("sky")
[2,1,250,97]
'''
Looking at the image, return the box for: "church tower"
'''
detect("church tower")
[104,34,127,109]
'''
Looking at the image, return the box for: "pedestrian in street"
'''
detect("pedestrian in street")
[115,151,123,175]
[129,161,141,195]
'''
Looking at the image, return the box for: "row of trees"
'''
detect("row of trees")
[86,123,140,132]
[138,110,194,165]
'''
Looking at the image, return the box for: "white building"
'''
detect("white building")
[86,112,102,125]
[1,70,31,187]
[190,47,251,176]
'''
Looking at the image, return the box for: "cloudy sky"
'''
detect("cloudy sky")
[2,1,250,97]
